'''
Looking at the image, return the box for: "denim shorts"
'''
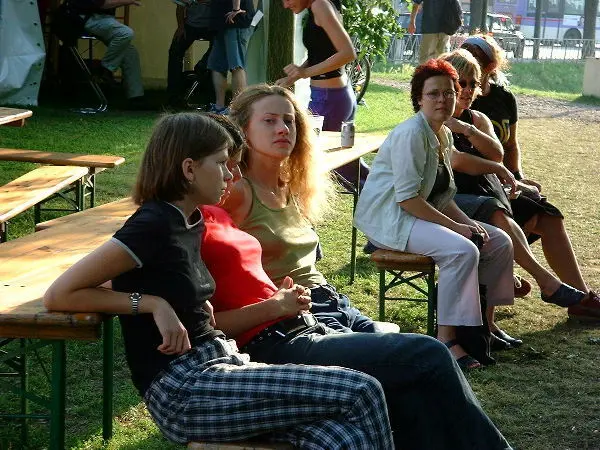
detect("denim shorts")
[207,27,253,73]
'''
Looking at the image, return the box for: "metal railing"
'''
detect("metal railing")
[387,34,600,64]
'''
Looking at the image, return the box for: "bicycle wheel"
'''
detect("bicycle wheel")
[347,55,371,104]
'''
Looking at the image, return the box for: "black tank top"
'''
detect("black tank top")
[302,2,344,80]
[452,109,511,211]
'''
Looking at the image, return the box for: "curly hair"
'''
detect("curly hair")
[133,113,233,205]
[229,84,333,223]
[410,59,460,112]
[439,49,483,97]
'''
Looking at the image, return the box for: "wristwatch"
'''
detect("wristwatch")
[129,292,142,315]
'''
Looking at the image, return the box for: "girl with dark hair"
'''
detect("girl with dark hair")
[354,60,516,370]
[43,112,395,448]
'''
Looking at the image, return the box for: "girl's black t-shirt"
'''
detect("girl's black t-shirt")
[112,200,223,396]
[471,83,518,146]
[302,3,344,80]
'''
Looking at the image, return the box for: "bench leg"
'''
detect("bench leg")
[19,339,29,445]
[427,272,436,337]
[50,340,66,450]
[102,317,114,441]
[378,269,386,321]
[349,159,362,285]
[1,221,7,242]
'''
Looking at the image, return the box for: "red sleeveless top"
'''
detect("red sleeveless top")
[200,205,280,346]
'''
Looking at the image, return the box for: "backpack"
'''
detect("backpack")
[439,0,463,36]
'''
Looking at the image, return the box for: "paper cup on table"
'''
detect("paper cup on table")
[309,115,324,138]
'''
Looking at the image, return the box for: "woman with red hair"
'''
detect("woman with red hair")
[355,59,515,370]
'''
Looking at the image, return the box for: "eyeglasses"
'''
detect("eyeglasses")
[459,80,481,89]
[423,90,456,101]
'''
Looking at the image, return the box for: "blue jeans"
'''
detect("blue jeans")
[310,284,377,333]
[245,328,512,450]
[309,84,369,188]
[207,27,252,73]
[83,14,144,99]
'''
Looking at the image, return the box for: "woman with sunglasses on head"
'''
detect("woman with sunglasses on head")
[459,36,600,321]
[43,112,395,449]
[354,59,515,370]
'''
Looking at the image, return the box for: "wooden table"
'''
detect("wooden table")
[0,148,125,210]
[320,131,386,282]
[0,131,385,449]
[0,108,33,127]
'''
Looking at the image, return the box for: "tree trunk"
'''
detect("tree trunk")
[266,0,294,83]
[582,0,599,58]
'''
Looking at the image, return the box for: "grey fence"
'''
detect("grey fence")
[387,35,600,64]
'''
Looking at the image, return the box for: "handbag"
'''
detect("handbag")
[51,3,91,46]
[455,285,495,366]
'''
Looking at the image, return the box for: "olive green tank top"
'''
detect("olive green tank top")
[238,178,326,287]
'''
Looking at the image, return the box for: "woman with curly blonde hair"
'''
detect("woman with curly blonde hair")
[224,84,383,332]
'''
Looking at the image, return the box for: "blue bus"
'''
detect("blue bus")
[490,0,600,41]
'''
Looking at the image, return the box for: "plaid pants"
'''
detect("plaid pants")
[144,338,393,449]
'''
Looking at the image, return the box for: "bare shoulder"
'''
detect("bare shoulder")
[221,178,252,225]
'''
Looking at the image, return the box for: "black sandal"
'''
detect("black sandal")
[444,339,482,370]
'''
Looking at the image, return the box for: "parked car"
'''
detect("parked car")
[460,12,525,58]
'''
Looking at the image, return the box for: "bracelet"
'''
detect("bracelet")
[129,292,142,315]
[513,170,523,181]
[232,8,240,11]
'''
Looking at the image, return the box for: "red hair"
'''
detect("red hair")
[410,59,460,112]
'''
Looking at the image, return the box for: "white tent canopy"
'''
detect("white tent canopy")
[0,0,45,106]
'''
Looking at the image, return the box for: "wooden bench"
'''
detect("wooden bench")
[0,147,125,208]
[0,165,89,241]
[0,107,33,127]
[370,249,437,336]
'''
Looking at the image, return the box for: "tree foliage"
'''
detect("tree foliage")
[341,0,403,58]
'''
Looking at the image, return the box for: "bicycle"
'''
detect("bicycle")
[346,39,372,104]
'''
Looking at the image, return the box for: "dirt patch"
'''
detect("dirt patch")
[372,76,600,123]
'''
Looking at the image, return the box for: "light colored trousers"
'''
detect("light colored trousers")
[83,14,144,99]
[371,219,514,326]
[419,32,451,63]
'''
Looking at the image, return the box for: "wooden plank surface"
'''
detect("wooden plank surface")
[0,107,32,127]
[0,148,125,168]
[0,165,89,223]
[0,132,385,339]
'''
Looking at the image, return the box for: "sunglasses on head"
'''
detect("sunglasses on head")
[459,80,480,89]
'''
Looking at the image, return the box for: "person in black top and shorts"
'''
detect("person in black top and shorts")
[446,42,600,322]
[44,112,395,448]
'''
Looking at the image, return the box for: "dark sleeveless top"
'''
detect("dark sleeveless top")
[427,162,450,204]
[302,3,344,80]
[452,109,512,212]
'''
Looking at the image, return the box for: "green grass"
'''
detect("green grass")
[373,60,600,105]
[1,77,599,449]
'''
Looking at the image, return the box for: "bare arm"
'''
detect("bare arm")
[408,2,421,34]
[214,279,311,337]
[451,148,517,192]
[445,111,504,162]
[44,241,190,355]
[278,0,355,85]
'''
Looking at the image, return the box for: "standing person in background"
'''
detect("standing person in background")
[69,0,147,108]
[277,0,368,188]
[166,0,215,108]
[408,0,462,64]
[206,0,254,114]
